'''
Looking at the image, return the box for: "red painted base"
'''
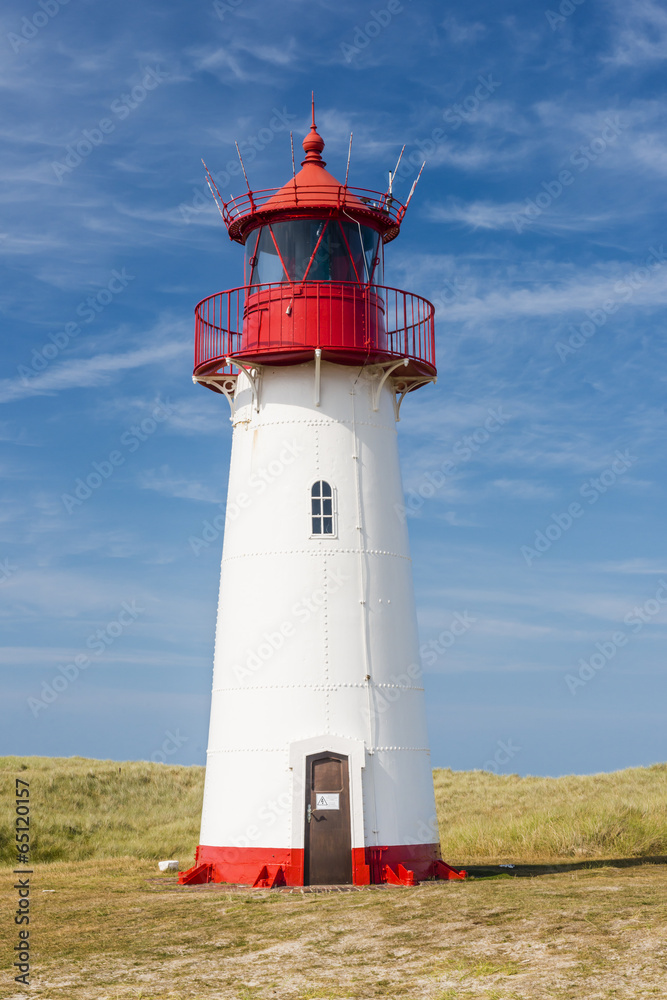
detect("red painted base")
[178,843,466,887]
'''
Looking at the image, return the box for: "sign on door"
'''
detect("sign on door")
[315,793,340,809]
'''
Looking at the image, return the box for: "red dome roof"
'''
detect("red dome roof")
[221,109,406,245]
[260,122,368,214]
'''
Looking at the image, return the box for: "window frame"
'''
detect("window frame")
[309,479,337,539]
[245,220,383,287]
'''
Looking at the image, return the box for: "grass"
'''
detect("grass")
[1,756,666,999]
[1,756,665,866]
[0,756,203,864]
[433,764,667,863]
[1,858,666,999]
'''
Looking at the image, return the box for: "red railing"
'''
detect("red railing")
[193,282,436,379]
[220,185,407,242]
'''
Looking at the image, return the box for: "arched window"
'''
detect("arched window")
[311,481,335,536]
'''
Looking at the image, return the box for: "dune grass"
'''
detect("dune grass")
[0,756,203,864]
[434,763,667,863]
[1,755,665,866]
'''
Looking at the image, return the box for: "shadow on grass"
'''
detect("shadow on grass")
[463,856,667,879]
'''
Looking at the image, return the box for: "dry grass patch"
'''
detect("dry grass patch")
[1,859,666,999]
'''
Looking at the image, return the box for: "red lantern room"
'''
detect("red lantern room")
[193,103,436,399]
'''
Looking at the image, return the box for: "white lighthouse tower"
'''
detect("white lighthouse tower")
[180,105,465,887]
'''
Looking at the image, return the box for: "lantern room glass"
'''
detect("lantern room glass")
[246,220,383,288]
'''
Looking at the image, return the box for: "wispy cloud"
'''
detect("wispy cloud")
[138,466,223,503]
[399,250,667,325]
[428,198,617,233]
[1,646,209,670]
[1,329,188,404]
[603,0,667,66]
[491,479,557,500]
[187,37,298,83]
[440,16,486,44]
[588,559,667,576]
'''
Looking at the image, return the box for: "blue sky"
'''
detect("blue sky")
[2,0,666,776]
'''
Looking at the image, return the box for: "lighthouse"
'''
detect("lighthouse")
[180,104,465,887]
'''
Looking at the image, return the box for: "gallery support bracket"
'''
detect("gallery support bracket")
[369,359,436,421]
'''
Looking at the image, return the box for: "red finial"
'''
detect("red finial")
[302,92,326,166]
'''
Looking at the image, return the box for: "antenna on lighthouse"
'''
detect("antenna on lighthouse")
[235,141,253,197]
[388,144,405,196]
[404,160,426,210]
[344,131,353,187]
[201,159,227,222]
[290,131,296,179]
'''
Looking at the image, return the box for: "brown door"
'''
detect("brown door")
[304,752,352,885]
